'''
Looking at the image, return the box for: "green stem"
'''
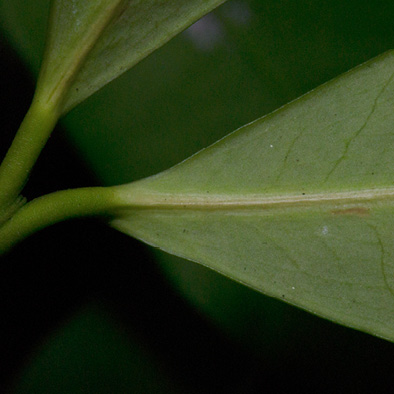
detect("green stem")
[0,97,59,217]
[0,186,120,255]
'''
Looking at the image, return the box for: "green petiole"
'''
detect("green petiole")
[0,97,59,221]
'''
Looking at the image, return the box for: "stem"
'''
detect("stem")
[0,97,59,217]
[0,186,120,255]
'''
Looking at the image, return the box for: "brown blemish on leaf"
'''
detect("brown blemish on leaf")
[331,207,370,216]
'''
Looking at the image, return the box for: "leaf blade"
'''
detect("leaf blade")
[35,0,126,110]
[36,0,227,113]
[111,51,394,341]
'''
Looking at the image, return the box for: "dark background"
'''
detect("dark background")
[1,1,394,392]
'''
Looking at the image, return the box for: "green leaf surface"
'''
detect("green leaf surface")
[34,0,226,114]
[111,51,394,341]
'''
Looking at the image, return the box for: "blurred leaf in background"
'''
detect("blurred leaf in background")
[2,0,394,393]
[12,305,185,394]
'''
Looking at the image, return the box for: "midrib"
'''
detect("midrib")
[117,186,394,211]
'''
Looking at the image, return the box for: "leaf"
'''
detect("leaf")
[14,305,185,393]
[34,0,227,114]
[110,51,394,341]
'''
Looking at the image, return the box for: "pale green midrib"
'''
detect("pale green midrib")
[115,186,394,211]
[39,0,127,109]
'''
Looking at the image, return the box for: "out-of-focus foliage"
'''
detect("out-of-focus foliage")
[12,305,184,394]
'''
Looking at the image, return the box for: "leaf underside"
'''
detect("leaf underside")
[112,51,394,341]
[36,0,226,113]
